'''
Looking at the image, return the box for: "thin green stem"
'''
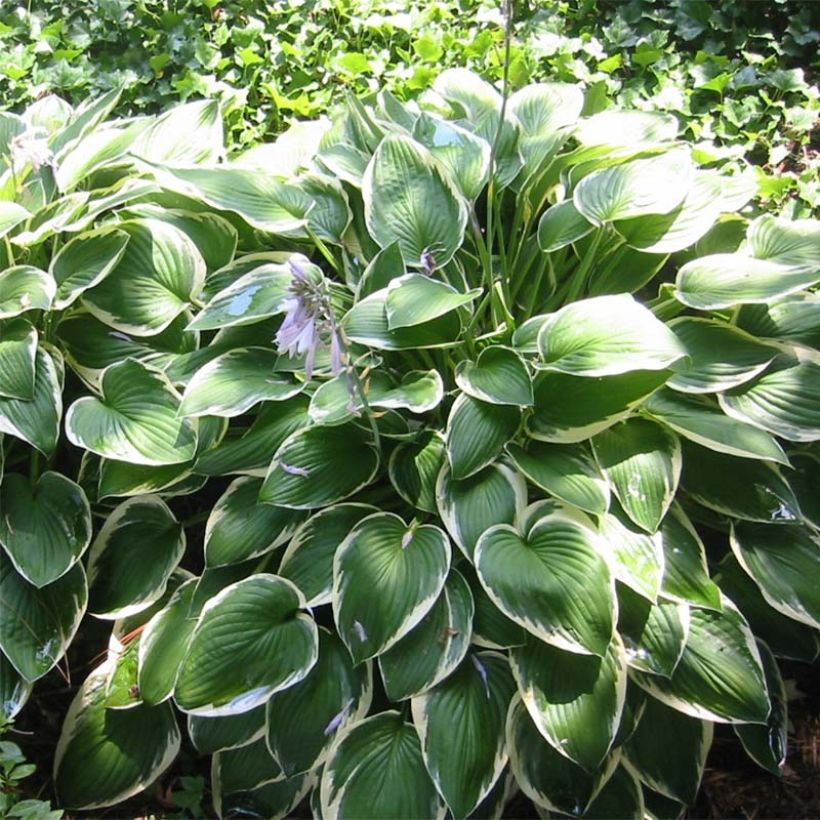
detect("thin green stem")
[345,366,382,455]
[564,229,604,305]
[307,227,339,274]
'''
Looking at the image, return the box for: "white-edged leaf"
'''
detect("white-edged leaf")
[0,266,55,319]
[0,319,36,400]
[455,346,533,406]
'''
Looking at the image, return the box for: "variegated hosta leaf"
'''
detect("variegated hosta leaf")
[80,218,206,336]
[455,346,533,407]
[389,431,446,513]
[267,628,372,777]
[188,704,267,755]
[507,441,609,516]
[617,585,689,678]
[737,292,820,349]
[659,505,721,610]
[217,772,312,820]
[333,512,451,663]
[204,476,304,567]
[507,696,615,815]
[573,149,692,225]
[0,346,62,454]
[748,214,820,269]
[734,641,788,776]
[0,471,91,587]
[681,442,800,523]
[0,265,55,319]
[49,226,130,310]
[789,452,820,529]
[260,423,379,509]
[527,369,670,443]
[446,394,521,480]
[719,361,820,443]
[436,462,527,561]
[174,574,319,716]
[321,711,445,819]
[363,133,468,267]
[212,735,282,795]
[475,512,615,656]
[0,319,36,400]
[643,389,788,464]
[537,200,596,252]
[0,202,30,239]
[623,695,713,805]
[179,348,302,418]
[730,521,820,629]
[512,635,627,772]
[0,651,31,721]
[131,99,224,165]
[278,503,378,607]
[412,652,516,818]
[385,274,480,329]
[54,659,180,810]
[631,595,770,724]
[598,507,665,602]
[716,554,820,664]
[463,565,527,650]
[584,765,645,819]
[537,294,686,378]
[593,418,681,534]
[66,359,197,466]
[667,318,776,394]
[0,554,87,683]
[574,110,679,147]
[379,569,473,701]
[86,496,185,619]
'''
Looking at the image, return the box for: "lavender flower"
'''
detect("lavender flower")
[275,254,344,379]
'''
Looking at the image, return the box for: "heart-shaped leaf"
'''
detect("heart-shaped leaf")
[333,512,451,663]
[66,359,197,466]
[188,704,266,755]
[455,346,533,406]
[389,431,446,513]
[0,319,36,400]
[475,512,614,656]
[0,471,91,587]
[537,200,596,252]
[385,274,480,329]
[0,266,55,319]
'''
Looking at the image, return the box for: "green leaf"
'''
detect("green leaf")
[455,347,533,406]
[217,772,311,820]
[475,512,614,656]
[260,423,379,509]
[363,133,468,267]
[0,266,54,320]
[180,348,302,418]
[412,652,515,818]
[730,522,820,630]
[205,477,304,567]
[537,201,596,252]
[80,219,206,336]
[437,462,527,561]
[66,359,197,466]
[175,574,318,716]
[333,512,451,663]
[152,165,311,234]
[632,595,770,724]
[734,641,787,775]
[643,389,788,464]
[681,442,800,523]
[379,569,474,701]
[667,318,776,394]
[278,504,378,607]
[54,661,180,809]
[507,696,614,815]
[212,736,281,794]
[617,586,688,678]
[748,215,820,270]
[537,295,685,377]
[574,111,679,147]
[624,695,712,805]
[389,431,446,513]
[0,556,86,683]
[446,395,520,480]
[356,241,405,299]
[512,636,626,771]
[737,292,820,349]
[0,319,36,400]
[719,361,820,443]
[507,441,609,516]
[528,369,669,443]
[385,274,480,330]
[267,628,372,776]
[50,227,130,310]
[131,99,224,165]
[0,202,30,239]
[86,496,184,619]
[188,704,266,755]
[592,418,681,533]
[0,347,62,454]
[574,150,692,225]
[320,712,445,819]
[584,766,645,819]
[0,651,32,721]
[0,471,91,587]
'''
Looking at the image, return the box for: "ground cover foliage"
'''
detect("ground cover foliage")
[1,1,820,818]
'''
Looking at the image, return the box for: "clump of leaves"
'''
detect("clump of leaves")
[1,67,819,817]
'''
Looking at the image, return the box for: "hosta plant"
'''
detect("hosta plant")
[1,69,819,817]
